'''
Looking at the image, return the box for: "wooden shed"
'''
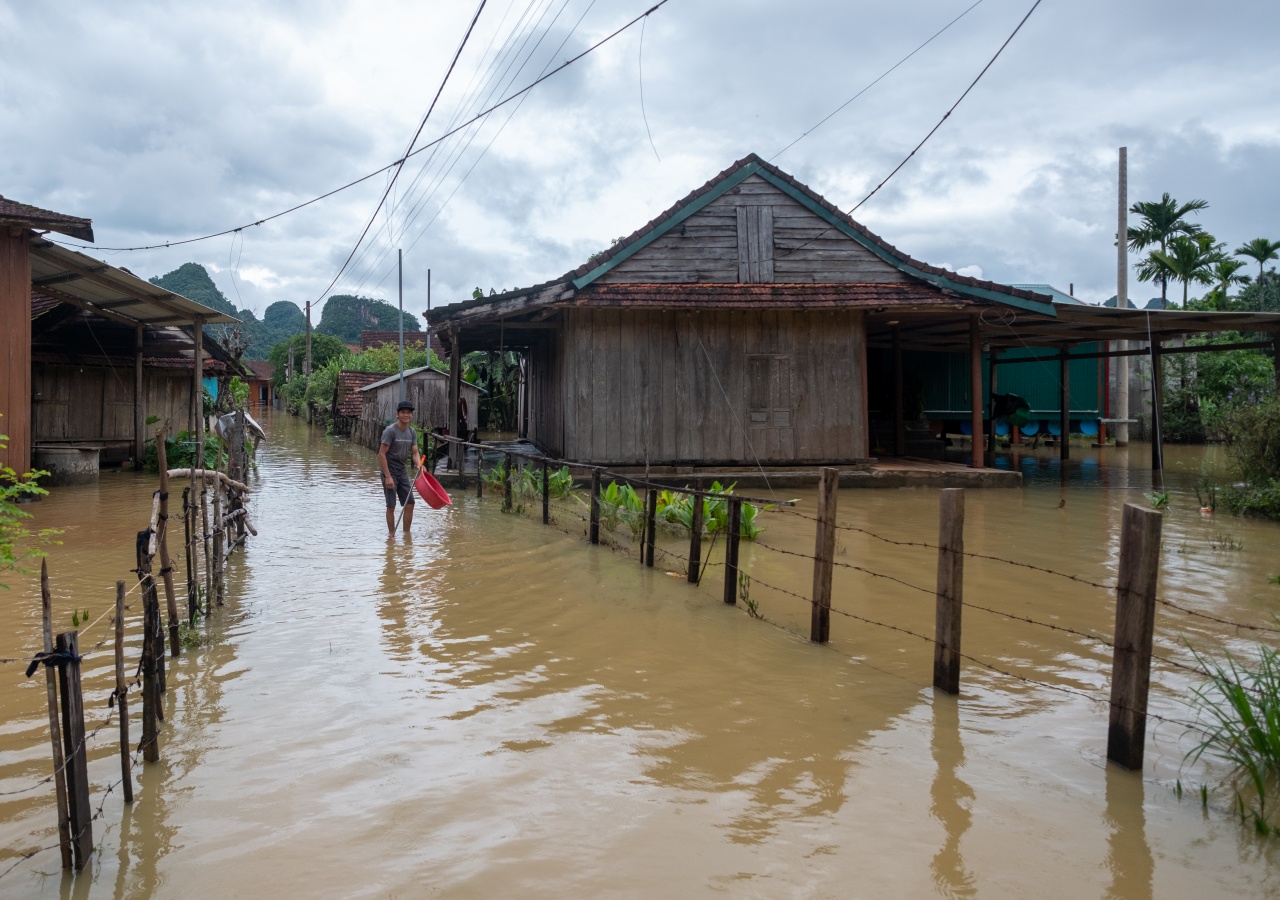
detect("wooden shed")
[2,203,237,476]
[429,155,1280,473]
[349,366,482,452]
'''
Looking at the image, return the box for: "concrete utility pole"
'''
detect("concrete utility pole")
[304,300,312,376]
[1115,147,1130,446]
[398,249,405,403]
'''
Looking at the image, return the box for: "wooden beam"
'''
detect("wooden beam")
[969,316,983,468]
[448,330,462,471]
[193,317,204,466]
[134,324,144,469]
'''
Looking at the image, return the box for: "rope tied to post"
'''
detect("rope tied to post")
[24,649,82,678]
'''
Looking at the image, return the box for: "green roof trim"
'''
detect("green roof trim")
[572,162,765,289]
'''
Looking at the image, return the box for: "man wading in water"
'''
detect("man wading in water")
[379,400,423,535]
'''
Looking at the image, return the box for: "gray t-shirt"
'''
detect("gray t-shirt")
[380,423,417,476]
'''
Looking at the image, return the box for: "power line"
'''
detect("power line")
[55,0,675,256]
[770,0,986,161]
[313,0,491,305]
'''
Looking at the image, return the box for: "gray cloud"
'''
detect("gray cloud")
[4,0,1278,319]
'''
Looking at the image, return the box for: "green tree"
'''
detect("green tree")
[1203,257,1251,310]
[1127,193,1209,308]
[1,421,56,587]
[463,350,522,432]
[267,333,348,386]
[1147,233,1221,307]
[1235,238,1280,291]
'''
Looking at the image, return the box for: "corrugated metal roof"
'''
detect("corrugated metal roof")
[27,239,237,326]
[0,195,94,241]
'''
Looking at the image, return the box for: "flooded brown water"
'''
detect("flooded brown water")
[2,414,1279,898]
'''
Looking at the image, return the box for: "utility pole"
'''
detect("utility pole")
[304,300,313,377]
[1115,147,1130,447]
[398,249,405,403]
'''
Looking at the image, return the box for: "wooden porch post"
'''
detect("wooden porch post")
[969,316,983,468]
[1150,341,1163,477]
[892,326,904,457]
[192,317,204,466]
[1059,346,1071,463]
[851,311,869,458]
[986,348,999,465]
[134,323,144,469]
[0,228,32,477]
[448,329,462,471]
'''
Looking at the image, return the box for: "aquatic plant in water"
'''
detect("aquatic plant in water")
[1185,642,1280,834]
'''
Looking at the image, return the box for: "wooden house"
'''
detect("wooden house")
[429,155,1280,472]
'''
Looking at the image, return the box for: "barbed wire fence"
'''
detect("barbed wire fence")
[434,437,1275,777]
[0,424,258,882]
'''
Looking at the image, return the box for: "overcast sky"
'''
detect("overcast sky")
[4,0,1278,317]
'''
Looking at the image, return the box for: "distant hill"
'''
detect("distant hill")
[316,294,422,344]
[149,263,306,360]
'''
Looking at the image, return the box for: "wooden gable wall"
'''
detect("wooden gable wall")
[597,174,911,286]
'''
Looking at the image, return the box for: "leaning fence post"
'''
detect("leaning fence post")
[687,488,704,584]
[723,499,742,605]
[1107,503,1163,770]
[503,454,514,512]
[155,431,180,656]
[541,459,550,525]
[115,580,133,803]
[41,561,72,870]
[644,487,657,567]
[589,469,601,545]
[183,487,197,624]
[810,467,839,642]
[136,531,160,762]
[200,474,212,605]
[212,485,224,606]
[934,488,965,693]
[55,631,92,870]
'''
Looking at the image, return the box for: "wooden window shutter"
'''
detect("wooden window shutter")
[736,206,775,284]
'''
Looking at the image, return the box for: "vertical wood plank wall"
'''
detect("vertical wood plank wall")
[529,307,868,465]
[0,231,32,474]
[31,366,191,444]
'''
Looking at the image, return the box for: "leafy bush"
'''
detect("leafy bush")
[144,430,219,472]
[1,425,57,587]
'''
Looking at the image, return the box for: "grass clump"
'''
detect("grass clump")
[1186,643,1280,834]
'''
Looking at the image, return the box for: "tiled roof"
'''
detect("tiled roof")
[244,360,274,380]
[574,282,966,308]
[335,370,383,417]
[31,291,62,318]
[0,195,94,241]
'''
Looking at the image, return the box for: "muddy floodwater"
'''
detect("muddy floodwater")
[3,413,1280,898]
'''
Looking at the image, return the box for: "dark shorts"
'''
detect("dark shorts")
[383,470,414,509]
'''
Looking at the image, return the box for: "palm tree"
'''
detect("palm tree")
[1206,257,1250,310]
[1148,233,1221,307]
[1127,193,1209,308]
[1234,237,1280,291]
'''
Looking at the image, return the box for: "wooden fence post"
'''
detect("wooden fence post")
[503,454,513,512]
[183,487,197,624]
[200,475,212,605]
[723,499,742,605]
[476,444,483,498]
[55,631,92,870]
[934,488,965,694]
[644,487,657,567]
[1107,503,1163,770]
[115,580,133,803]
[136,531,160,762]
[541,459,549,525]
[687,488,704,584]
[589,469,601,545]
[212,485,224,606]
[810,467,839,642]
[41,561,72,870]
[155,431,180,656]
